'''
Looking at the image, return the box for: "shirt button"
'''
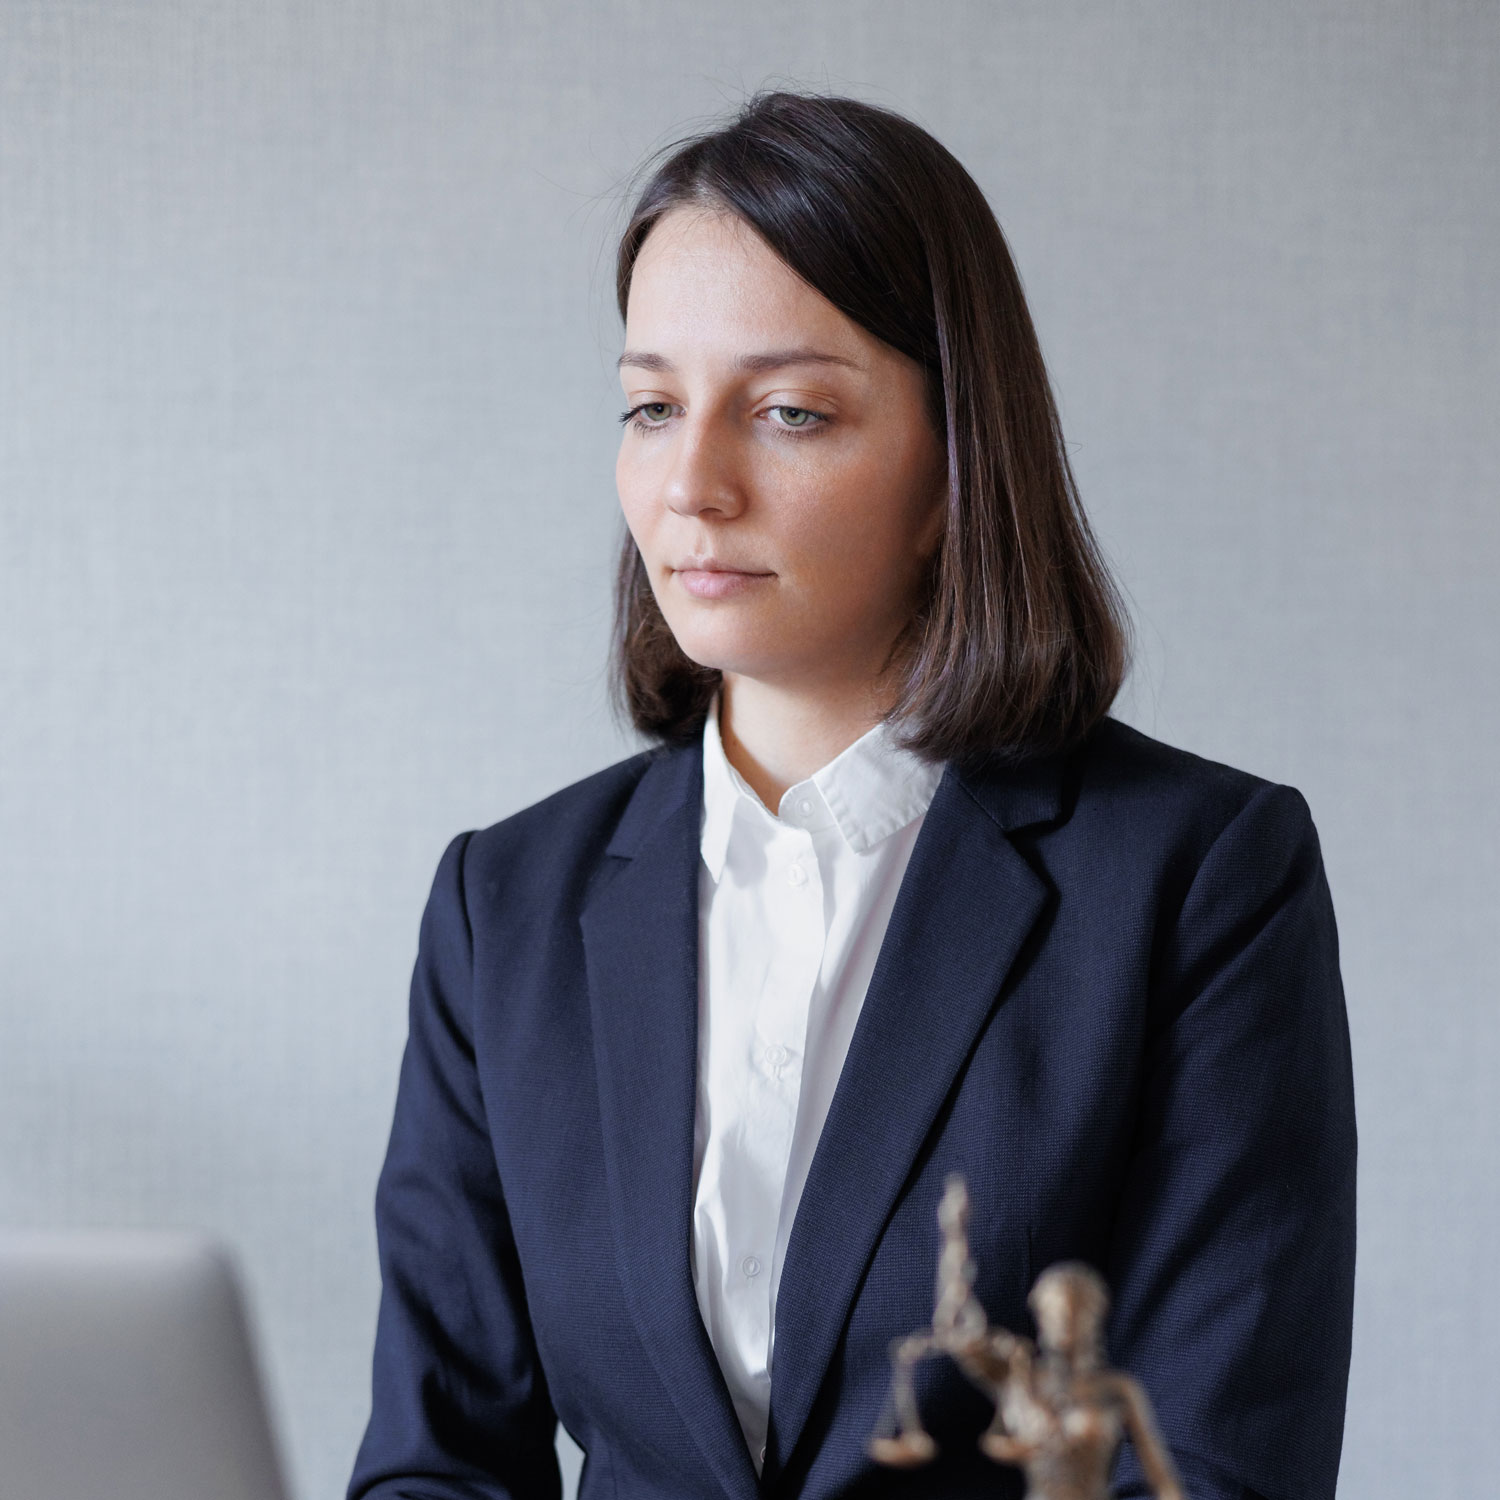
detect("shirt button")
[797,797,813,817]
[787,862,807,886]
[741,1254,762,1278]
[765,1043,789,1070]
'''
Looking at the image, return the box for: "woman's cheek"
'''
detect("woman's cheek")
[618,488,658,566]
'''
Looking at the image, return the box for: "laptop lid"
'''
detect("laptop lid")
[0,1229,291,1500]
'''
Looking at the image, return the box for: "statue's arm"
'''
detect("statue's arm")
[1109,1374,1185,1500]
[988,1327,1026,1359]
[955,1325,1030,1402]
[980,1432,1034,1463]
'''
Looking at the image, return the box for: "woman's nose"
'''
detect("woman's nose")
[662,417,745,519]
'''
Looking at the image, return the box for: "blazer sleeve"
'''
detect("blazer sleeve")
[347,831,562,1500]
[1106,783,1357,1500]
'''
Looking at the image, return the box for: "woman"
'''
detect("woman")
[348,92,1356,1500]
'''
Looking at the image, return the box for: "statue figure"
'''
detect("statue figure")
[869,1175,1185,1500]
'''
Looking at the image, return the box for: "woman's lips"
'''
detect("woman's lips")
[675,567,774,600]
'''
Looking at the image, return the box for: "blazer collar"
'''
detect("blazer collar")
[765,746,1064,1480]
[603,740,700,859]
[583,737,1066,1499]
[585,741,759,1500]
[603,737,1067,858]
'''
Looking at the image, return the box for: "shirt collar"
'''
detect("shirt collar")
[700,691,944,883]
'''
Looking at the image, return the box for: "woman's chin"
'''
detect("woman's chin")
[664,620,793,681]
[675,646,771,679]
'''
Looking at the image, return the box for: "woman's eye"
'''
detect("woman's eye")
[619,401,827,435]
[618,402,676,430]
[769,405,824,430]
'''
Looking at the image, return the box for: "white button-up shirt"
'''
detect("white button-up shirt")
[690,691,944,1472]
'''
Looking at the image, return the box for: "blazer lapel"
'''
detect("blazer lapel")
[579,742,761,1500]
[765,751,1065,1476]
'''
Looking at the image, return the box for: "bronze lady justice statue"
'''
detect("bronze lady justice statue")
[869,1176,1185,1500]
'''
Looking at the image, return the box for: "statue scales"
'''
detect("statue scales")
[868,1175,1185,1500]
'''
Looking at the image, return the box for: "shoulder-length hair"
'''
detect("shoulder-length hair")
[610,90,1129,766]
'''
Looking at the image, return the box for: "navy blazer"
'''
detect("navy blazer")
[348,717,1356,1500]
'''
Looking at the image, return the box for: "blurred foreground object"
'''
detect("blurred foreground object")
[0,1229,290,1500]
[870,1175,1184,1500]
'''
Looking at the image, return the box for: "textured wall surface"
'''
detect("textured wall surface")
[1,4,1495,1497]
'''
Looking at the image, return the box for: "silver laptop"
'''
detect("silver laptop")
[0,1229,291,1500]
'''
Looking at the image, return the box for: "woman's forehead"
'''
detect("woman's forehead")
[624,207,865,360]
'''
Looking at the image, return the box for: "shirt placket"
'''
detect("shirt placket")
[732,817,825,1446]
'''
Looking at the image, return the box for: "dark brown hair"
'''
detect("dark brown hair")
[611,90,1129,766]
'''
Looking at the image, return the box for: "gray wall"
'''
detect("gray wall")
[2,4,1495,1497]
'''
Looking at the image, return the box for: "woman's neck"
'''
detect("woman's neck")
[717,672,892,813]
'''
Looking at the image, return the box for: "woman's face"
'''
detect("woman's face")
[616,206,947,698]
[1032,1282,1080,1356]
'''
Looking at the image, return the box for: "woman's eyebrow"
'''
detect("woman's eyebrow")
[616,348,863,374]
